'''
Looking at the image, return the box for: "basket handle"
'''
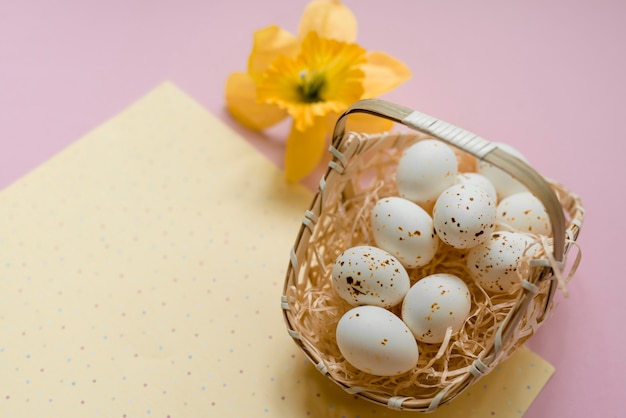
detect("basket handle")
[331,98,566,263]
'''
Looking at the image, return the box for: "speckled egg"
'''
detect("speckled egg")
[467,231,540,293]
[331,245,410,308]
[371,197,439,268]
[396,139,458,205]
[401,274,471,344]
[433,183,496,249]
[456,172,498,204]
[476,143,528,199]
[336,305,419,376]
[496,192,551,236]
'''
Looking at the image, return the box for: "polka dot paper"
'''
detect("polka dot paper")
[0,82,553,417]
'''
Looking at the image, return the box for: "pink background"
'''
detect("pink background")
[0,0,623,416]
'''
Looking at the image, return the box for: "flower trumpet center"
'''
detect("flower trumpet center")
[297,70,326,103]
[257,32,366,131]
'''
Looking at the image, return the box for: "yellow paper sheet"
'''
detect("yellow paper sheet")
[0,82,553,417]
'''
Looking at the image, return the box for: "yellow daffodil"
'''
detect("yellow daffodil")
[225,0,411,182]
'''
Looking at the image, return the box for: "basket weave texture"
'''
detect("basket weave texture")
[281,105,584,412]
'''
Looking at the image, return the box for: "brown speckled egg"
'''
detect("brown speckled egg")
[467,231,540,293]
[331,245,410,308]
[371,197,439,268]
[336,306,419,376]
[456,172,497,204]
[496,192,551,236]
[401,273,471,344]
[433,183,496,249]
[396,140,458,205]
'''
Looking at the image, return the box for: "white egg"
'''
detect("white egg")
[476,143,528,199]
[467,231,540,293]
[331,245,410,308]
[336,305,419,376]
[496,192,551,236]
[396,139,458,205]
[456,172,497,204]
[371,197,439,268]
[401,274,471,344]
[433,183,496,249]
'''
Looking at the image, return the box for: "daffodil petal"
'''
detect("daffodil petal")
[348,112,394,133]
[347,112,394,133]
[284,117,328,182]
[297,0,357,42]
[248,25,299,81]
[361,51,412,98]
[225,72,288,130]
[326,111,394,136]
[326,111,341,134]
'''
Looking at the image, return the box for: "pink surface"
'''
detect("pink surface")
[0,1,623,416]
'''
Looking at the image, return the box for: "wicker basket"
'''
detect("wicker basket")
[281,99,584,412]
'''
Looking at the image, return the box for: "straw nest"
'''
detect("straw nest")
[282,130,584,412]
